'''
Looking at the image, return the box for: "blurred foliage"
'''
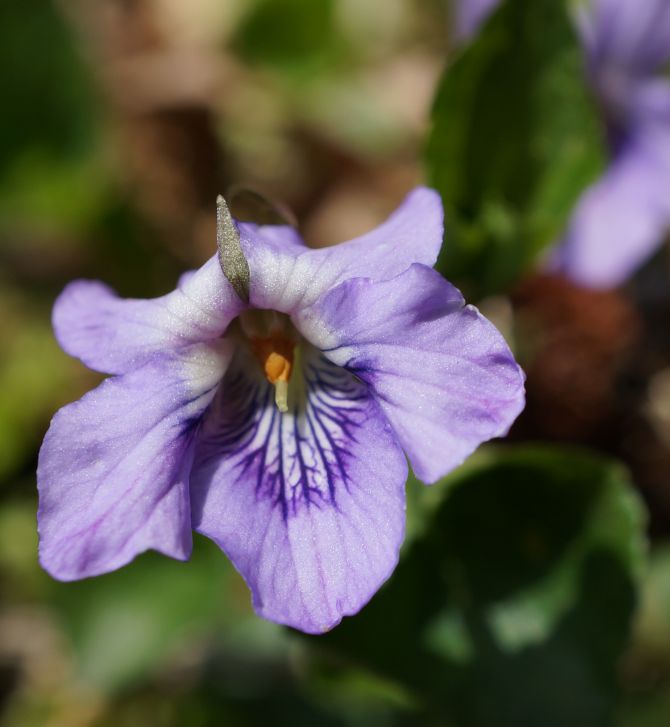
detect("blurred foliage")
[427,0,605,297]
[0,0,104,235]
[48,536,279,693]
[1,0,669,726]
[317,447,646,726]
[0,291,84,480]
[0,0,97,168]
[235,0,342,74]
[617,545,670,727]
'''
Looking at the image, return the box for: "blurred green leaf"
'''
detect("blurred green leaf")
[0,0,98,169]
[0,496,48,602]
[234,0,342,75]
[617,544,670,727]
[0,0,104,237]
[634,545,670,655]
[427,0,605,296]
[0,292,86,480]
[315,446,646,727]
[48,536,280,692]
[0,150,110,235]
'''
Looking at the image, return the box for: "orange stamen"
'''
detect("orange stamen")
[250,336,295,412]
[265,351,292,383]
[251,336,294,384]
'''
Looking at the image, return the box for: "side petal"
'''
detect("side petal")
[190,348,407,634]
[297,264,525,484]
[555,105,670,288]
[53,256,244,375]
[37,341,232,580]
[240,186,444,313]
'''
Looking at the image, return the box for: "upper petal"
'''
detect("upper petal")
[190,346,407,634]
[297,264,525,484]
[54,256,244,375]
[37,341,232,580]
[239,186,444,313]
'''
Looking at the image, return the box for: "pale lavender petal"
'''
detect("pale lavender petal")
[37,341,232,580]
[190,347,407,634]
[53,257,244,375]
[297,264,525,484]
[579,0,670,75]
[239,186,444,313]
[453,0,500,42]
[556,82,670,288]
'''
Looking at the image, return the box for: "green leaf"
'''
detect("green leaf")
[0,292,88,481]
[316,446,646,727]
[234,0,341,75]
[48,536,284,692]
[633,545,670,656]
[618,544,670,727]
[0,0,98,170]
[426,0,606,296]
[0,0,104,236]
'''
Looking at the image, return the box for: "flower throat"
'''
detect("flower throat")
[239,310,298,413]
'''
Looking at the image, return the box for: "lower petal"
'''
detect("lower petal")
[190,348,407,634]
[37,341,231,580]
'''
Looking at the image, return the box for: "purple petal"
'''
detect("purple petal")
[37,342,232,580]
[239,186,444,313]
[297,264,525,484]
[190,347,407,634]
[54,257,244,375]
[579,0,670,75]
[453,0,500,42]
[556,83,670,288]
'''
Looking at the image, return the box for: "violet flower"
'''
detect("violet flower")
[37,188,525,634]
[453,0,670,287]
[555,0,670,287]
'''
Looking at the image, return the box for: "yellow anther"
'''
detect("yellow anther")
[251,336,295,413]
[264,351,292,384]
